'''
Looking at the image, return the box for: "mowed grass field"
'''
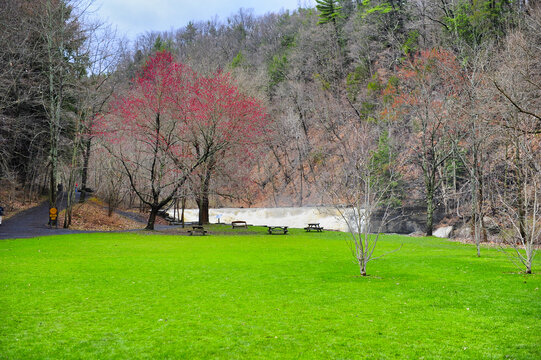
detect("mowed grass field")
[1,227,539,359]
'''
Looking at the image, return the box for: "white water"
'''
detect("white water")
[167,206,354,232]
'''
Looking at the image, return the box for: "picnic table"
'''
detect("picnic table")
[304,223,324,232]
[188,225,207,236]
[231,220,248,229]
[267,226,288,235]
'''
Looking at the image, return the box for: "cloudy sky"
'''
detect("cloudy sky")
[90,0,314,40]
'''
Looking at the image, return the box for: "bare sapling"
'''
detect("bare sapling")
[497,165,539,274]
[326,123,402,276]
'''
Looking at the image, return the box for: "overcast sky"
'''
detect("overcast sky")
[90,0,314,41]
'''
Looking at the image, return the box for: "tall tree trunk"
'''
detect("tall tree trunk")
[64,189,73,227]
[197,163,213,224]
[64,112,82,228]
[181,197,186,227]
[146,205,159,230]
[47,57,59,211]
[425,169,436,236]
[108,203,114,217]
[299,157,303,207]
[471,154,481,256]
[426,188,434,236]
[79,137,92,203]
[478,170,487,243]
[197,194,209,225]
[45,0,65,217]
[49,165,57,209]
[515,143,527,242]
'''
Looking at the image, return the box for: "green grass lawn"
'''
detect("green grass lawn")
[1,227,539,359]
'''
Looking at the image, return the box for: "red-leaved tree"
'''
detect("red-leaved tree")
[189,72,269,223]
[96,51,268,228]
[95,51,207,230]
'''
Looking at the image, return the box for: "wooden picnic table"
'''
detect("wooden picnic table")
[188,225,207,236]
[267,226,288,235]
[231,220,248,229]
[304,223,324,232]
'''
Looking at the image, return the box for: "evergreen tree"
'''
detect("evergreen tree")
[316,0,343,25]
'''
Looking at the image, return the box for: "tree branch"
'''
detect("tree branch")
[493,80,541,124]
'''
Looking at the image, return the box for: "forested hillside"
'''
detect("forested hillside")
[1,1,539,246]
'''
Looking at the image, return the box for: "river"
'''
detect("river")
[167,206,353,232]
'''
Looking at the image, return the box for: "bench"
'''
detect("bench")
[169,220,196,227]
[188,225,207,236]
[267,226,288,235]
[231,220,248,229]
[304,223,324,232]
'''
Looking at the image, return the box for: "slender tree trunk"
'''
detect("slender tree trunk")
[48,70,59,211]
[454,159,459,215]
[478,167,487,243]
[46,0,64,212]
[440,166,449,214]
[426,180,435,236]
[79,137,92,203]
[181,197,186,227]
[359,259,367,276]
[64,180,74,228]
[49,166,57,209]
[525,242,533,274]
[42,171,49,197]
[471,164,481,256]
[474,212,481,257]
[108,203,114,217]
[515,142,527,241]
[299,157,303,207]
[64,114,82,228]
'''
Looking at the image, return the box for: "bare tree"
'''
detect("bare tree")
[489,6,541,273]
[449,44,495,256]
[0,0,72,202]
[78,22,124,204]
[41,0,88,210]
[324,121,401,276]
[100,156,127,217]
[397,49,460,236]
[495,152,539,274]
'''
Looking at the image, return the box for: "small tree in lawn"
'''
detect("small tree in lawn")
[189,72,268,224]
[96,51,208,230]
[495,155,540,274]
[325,121,401,276]
[489,18,541,274]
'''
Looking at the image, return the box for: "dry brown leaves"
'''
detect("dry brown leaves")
[0,186,43,220]
[59,199,145,231]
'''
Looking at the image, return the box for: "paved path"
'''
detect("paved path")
[0,193,176,240]
[0,192,92,239]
